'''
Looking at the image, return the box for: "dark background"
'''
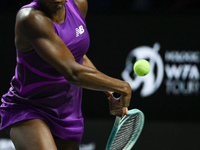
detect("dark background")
[0,0,200,150]
[1,0,200,12]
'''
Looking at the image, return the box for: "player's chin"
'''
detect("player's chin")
[51,5,64,11]
[49,1,65,9]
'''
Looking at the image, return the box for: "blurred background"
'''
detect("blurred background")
[0,0,200,149]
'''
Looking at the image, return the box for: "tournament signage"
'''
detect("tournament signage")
[122,43,200,97]
[165,50,199,95]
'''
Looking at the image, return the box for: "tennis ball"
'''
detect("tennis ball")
[133,59,150,76]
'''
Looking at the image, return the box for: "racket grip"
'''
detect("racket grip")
[112,93,121,101]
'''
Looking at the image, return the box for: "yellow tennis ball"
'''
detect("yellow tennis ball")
[133,59,150,76]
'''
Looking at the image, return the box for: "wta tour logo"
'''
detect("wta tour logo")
[121,43,164,97]
[122,43,200,97]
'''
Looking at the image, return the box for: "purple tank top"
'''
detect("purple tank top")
[0,0,90,143]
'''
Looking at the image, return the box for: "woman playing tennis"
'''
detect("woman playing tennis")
[0,0,131,149]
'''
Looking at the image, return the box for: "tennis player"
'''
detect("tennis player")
[0,0,131,149]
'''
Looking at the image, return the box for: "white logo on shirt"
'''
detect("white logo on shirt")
[76,25,85,37]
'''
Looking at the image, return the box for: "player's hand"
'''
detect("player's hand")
[108,95,128,118]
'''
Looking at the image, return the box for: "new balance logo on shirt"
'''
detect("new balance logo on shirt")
[75,25,85,37]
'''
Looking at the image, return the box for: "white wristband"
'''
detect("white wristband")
[112,93,121,101]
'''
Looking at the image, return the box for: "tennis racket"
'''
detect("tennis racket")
[105,93,144,150]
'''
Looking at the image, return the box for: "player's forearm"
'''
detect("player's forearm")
[83,55,114,96]
[66,63,131,96]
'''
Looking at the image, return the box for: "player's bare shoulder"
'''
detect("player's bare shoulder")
[74,0,88,18]
[16,8,51,30]
[15,8,52,52]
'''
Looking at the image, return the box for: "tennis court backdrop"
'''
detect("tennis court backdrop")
[0,7,200,150]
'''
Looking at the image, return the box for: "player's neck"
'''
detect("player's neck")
[50,6,66,24]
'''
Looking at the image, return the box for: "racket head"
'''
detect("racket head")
[106,109,144,150]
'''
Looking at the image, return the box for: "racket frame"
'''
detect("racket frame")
[106,109,144,150]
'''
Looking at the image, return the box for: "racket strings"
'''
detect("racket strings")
[111,114,140,150]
